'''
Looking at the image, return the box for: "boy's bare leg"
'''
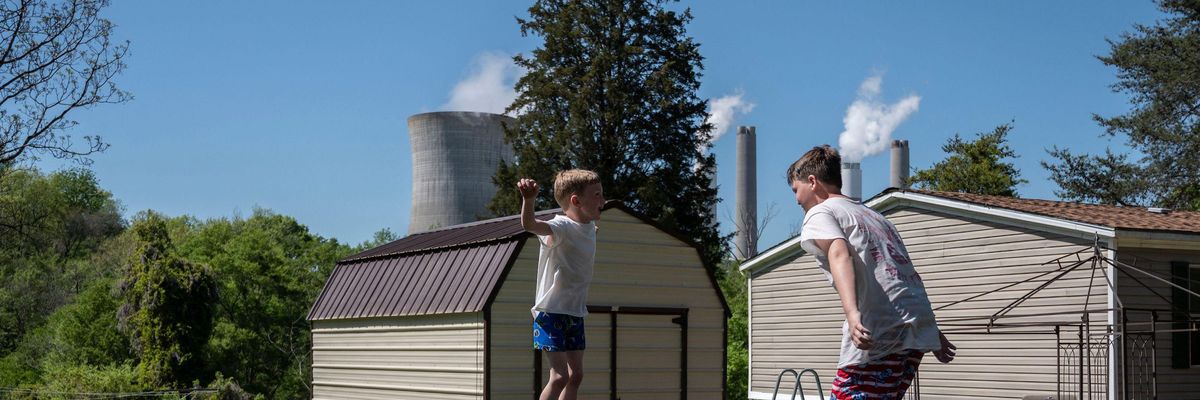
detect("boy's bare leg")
[558,350,584,400]
[540,352,569,400]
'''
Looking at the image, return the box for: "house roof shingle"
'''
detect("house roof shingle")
[743,189,1200,275]
[896,189,1200,234]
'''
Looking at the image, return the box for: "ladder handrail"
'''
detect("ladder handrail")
[797,368,824,399]
[770,368,824,400]
[771,369,800,400]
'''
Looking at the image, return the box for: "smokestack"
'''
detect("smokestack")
[707,164,718,229]
[735,126,757,259]
[840,162,862,201]
[408,111,514,234]
[890,139,910,189]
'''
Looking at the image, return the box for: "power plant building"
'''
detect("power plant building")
[890,139,910,189]
[408,112,515,234]
[735,126,758,259]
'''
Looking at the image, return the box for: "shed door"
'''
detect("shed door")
[536,306,688,400]
[615,313,684,400]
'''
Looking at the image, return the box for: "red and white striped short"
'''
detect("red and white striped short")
[830,349,923,400]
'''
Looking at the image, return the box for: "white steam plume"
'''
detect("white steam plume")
[705,91,757,145]
[441,52,524,115]
[693,91,755,172]
[838,75,920,162]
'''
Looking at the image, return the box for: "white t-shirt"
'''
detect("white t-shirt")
[532,215,597,318]
[799,197,941,368]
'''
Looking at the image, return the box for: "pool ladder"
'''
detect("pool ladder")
[771,368,824,400]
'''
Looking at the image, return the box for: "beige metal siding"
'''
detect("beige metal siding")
[750,207,1103,399]
[489,209,726,399]
[488,242,544,400]
[1117,248,1200,399]
[312,313,484,400]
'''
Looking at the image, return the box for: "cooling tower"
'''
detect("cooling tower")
[890,139,910,189]
[735,126,757,259]
[408,112,515,234]
[840,162,862,201]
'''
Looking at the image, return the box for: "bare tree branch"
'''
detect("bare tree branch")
[725,201,780,260]
[756,201,779,240]
[0,0,129,166]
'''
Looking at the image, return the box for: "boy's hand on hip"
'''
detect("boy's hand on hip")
[517,179,539,200]
[933,331,956,363]
[848,313,873,350]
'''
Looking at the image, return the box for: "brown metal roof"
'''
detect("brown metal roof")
[889,188,1200,234]
[307,240,521,320]
[341,209,557,262]
[306,211,550,321]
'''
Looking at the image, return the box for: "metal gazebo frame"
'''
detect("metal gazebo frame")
[925,241,1200,400]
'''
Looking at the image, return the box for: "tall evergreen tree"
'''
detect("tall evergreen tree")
[910,123,1027,197]
[490,0,725,267]
[1043,0,1200,209]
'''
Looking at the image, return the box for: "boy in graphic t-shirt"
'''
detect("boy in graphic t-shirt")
[518,169,605,400]
[787,145,956,400]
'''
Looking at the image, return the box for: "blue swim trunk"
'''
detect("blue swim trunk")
[532,311,586,352]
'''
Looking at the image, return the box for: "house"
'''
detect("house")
[307,201,729,400]
[740,188,1200,400]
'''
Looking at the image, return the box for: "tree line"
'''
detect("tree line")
[0,167,398,398]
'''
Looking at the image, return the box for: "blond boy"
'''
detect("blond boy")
[518,169,605,400]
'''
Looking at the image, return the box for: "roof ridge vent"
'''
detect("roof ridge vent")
[1147,207,1171,214]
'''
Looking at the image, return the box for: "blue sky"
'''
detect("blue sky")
[38,1,1167,251]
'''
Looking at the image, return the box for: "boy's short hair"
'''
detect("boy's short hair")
[787,145,842,188]
[553,169,601,208]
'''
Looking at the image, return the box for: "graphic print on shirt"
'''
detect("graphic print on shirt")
[853,207,923,286]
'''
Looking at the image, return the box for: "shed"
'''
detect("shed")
[307,201,729,400]
[739,189,1200,400]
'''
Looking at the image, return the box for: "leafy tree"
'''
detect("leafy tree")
[910,123,1028,197]
[490,0,726,268]
[43,279,129,367]
[177,210,351,399]
[0,0,131,166]
[1042,149,1153,207]
[719,260,748,400]
[1043,0,1200,209]
[0,168,124,257]
[0,278,130,392]
[0,167,346,397]
[118,212,217,388]
[0,167,123,356]
[3,208,344,398]
[0,215,131,389]
[355,227,399,251]
[0,254,62,357]
[0,317,49,387]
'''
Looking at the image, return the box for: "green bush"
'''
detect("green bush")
[38,362,140,399]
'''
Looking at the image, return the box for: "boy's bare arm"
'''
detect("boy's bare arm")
[517,178,552,236]
[814,237,873,350]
